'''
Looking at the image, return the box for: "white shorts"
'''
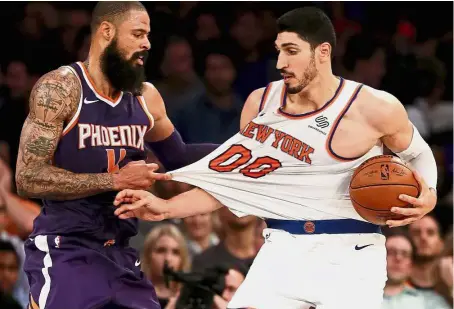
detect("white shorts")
[227,229,387,309]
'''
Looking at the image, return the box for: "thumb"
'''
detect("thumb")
[146,163,160,172]
[129,160,146,165]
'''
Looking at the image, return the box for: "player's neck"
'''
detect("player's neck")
[287,73,340,110]
[410,260,438,287]
[223,226,256,259]
[84,56,121,99]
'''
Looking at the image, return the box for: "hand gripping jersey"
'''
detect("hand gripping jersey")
[171,78,383,221]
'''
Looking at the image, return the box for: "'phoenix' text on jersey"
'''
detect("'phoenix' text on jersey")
[78,123,147,150]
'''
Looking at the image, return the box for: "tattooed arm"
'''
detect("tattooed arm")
[15,68,160,200]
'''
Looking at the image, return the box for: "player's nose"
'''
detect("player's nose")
[276,53,287,70]
[141,37,151,50]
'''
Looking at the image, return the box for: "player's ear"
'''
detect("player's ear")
[99,21,116,42]
[318,42,331,63]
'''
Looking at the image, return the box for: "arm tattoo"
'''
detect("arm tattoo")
[16,68,115,200]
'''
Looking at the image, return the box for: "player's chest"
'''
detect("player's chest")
[238,110,379,164]
[75,103,150,150]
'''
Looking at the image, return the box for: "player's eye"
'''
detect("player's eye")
[287,50,298,55]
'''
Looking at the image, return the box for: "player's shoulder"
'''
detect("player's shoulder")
[355,84,408,132]
[243,86,267,111]
[140,81,167,118]
[30,66,81,120]
[356,84,405,118]
[31,66,81,101]
[141,82,161,101]
[35,66,80,89]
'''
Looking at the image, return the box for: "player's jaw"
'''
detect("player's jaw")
[100,38,148,95]
[281,64,317,95]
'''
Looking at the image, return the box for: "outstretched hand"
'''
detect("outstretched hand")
[113,189,168,221]
[387,168,437,227]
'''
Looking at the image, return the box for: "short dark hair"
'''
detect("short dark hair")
[276,7,336,52]
[91,1,146,33]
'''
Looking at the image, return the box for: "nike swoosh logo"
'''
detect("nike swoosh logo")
[84,98,99,104]
[135,259,141,267]
[355,244,373,250]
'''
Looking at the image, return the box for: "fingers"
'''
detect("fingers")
[114,189,148,206]
[149,172,173,181]
[398,194,423,207]
[406,166,427,191]
[128,160,146,165]
[391,206,423,217]
[118,211,137,220]
[386,216,419,228]
[145,163,172,181]
[146,163,159,172]
[114,198,148,216]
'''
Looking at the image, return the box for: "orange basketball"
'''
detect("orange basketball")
[349,155,421,225]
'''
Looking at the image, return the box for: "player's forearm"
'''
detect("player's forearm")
[166,187,223,219]
[147,130,219,171]
[395,125,438,190]
[408,149,438,192]
[16,162,115,200]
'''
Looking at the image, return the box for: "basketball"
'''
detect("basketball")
[349,155,421,225]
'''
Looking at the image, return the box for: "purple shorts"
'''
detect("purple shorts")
[24,235,160,309]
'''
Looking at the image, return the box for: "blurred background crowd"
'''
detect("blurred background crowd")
[0,1,452,309]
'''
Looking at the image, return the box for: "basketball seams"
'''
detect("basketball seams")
[350,183,419,191]
[351,196,413,212]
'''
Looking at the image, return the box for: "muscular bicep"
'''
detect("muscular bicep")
[240,87,265,130]
[367,90,414,153]
[16,68,80,175]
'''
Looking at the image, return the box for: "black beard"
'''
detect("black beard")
[100,38,148,96]
[282,52,317,94]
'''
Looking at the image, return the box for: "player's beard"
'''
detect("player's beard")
[100,38,148,96]
[283,52,317,94]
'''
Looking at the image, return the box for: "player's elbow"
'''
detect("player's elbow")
[15,175,33,198]
[15,165,40,198]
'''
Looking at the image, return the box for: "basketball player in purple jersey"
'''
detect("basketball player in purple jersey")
[15,2,217,309]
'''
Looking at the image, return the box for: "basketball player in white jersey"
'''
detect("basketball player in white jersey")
[113,7,438,309]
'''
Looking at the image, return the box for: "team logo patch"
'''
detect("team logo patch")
[315,115,329,128]
[304,221,315,233]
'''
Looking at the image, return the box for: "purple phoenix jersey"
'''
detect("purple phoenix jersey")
[24,62,161,309]
[30,62,154,244]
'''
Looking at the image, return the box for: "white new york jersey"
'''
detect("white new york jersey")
[170,78,383,221]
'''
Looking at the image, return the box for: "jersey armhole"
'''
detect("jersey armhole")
[325,83,364,161]
[137,95,155,132]
[62,66,83,136]
[258,83,272,113]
